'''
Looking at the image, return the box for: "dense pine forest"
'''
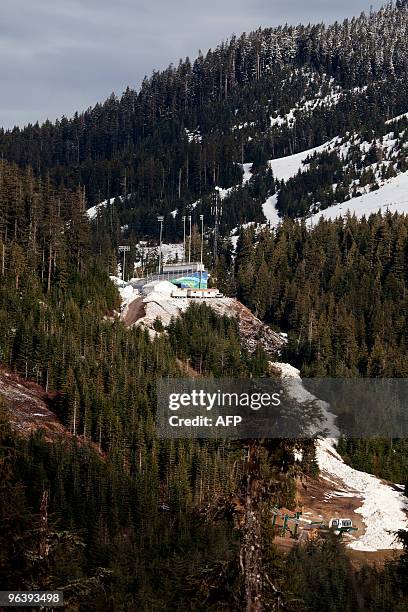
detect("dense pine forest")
[230,214,408,483]
[0,159,308,609]
[0,147,407,611]
[1,1,408,610]
[232,214,408,378]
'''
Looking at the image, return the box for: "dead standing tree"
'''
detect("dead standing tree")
[240,437,300,612]
[198,436,301,610]
[242,440,263,612]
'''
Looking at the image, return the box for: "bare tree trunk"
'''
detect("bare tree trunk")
[73,396,77,436]
[39,490,50,560]
[243,442,263,612]
[47,247,52,293]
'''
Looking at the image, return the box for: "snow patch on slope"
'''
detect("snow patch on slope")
[270,84,367,130]
[86,197,117,220]
[385,112,408,125]
[242,162,253,185]
[260,134,408,228]
[308,170,408,226]
[262,141,334,224]
[262,194,281,226]
[268,142,331,183]
[271,363,408,551]
[134,242,185,269]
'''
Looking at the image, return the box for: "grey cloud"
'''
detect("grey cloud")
[0,0,384,129]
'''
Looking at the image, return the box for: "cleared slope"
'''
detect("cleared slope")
[0,367,101,454]
[268,142,331,184]
[115,278,285,356]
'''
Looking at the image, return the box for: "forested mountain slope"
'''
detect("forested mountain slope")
[1,3,408,609]
[1,3,408,246]
[0,162,296,609]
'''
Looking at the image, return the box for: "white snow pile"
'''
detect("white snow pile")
[140,282,189,327]
[109,276,138,318]
[271,362,408,551]
[317,438,408,552]
[110,276,135,301]
[109,278,188,329]
[142,280,175,297]
[242,162,253,185]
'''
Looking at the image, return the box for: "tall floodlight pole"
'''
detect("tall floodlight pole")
[211,191,220,267]
[199,214,204,288]
[157,215,164,274]
[182,215,186,263]
[188,215,192,264]
[118,245,130,282]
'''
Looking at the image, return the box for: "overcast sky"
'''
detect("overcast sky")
[0,0,384,129]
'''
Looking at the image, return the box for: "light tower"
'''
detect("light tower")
[188,215,192,264]
[157,215,164,274]
[118,245,130,282]
[182,215,186,263]
[211,190,221,266]
[199,214,204,288]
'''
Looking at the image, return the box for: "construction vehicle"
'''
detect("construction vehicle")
[272,508,358,540]
[328,518,357,534]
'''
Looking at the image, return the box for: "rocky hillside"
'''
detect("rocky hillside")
[0,366,101,455]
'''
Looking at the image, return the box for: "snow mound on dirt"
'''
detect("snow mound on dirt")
[317,437,408,551]
[271,363,408,551]
[143,280,175,296]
